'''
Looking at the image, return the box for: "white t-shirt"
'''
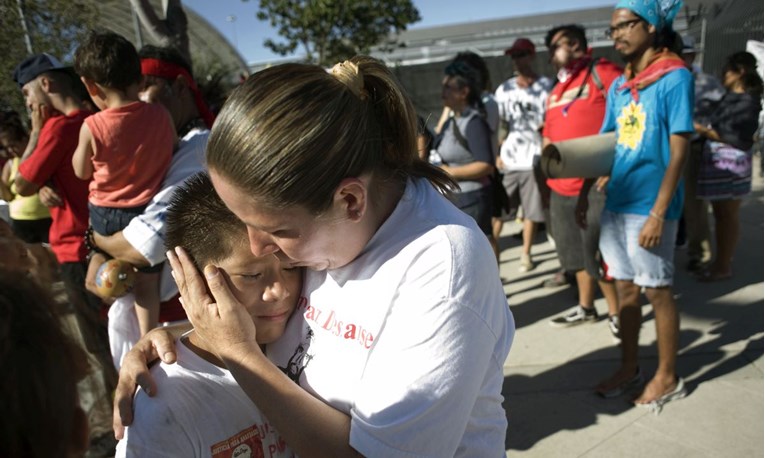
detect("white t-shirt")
[108,128,208,369]
[495,76,553,171]
[267,178,515,457]
[116,338,294,458]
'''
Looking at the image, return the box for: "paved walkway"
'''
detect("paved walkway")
[500,166,764,456]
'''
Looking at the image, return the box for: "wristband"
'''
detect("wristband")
[649,211,664,222]
[84,226,106,257]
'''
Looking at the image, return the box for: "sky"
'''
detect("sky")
[183,0,617,64]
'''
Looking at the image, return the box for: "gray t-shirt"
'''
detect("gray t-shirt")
[436,108,493,193]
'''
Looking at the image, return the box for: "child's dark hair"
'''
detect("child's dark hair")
[0,110,28,142]
[545,24,588,52]
[0,269,89,457]
[165,172,248,270]
[74,30,142,92]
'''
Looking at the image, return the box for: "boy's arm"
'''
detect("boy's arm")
[133,272,161,336]
[72,123,94,180]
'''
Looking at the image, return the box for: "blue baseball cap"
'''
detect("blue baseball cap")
[12,53,70,88]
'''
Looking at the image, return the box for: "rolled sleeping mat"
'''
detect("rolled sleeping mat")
[540,132,616,179]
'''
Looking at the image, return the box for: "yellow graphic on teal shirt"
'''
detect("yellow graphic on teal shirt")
[616,101,646,150]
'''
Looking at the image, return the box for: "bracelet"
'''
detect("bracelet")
[83,226,106,257]
[649,211,664,222]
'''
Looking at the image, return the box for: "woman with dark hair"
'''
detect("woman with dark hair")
[433,60,496,237]
[0,110,52,243]
[695,51,763,281]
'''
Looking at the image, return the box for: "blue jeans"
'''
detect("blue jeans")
[599,210,678,288]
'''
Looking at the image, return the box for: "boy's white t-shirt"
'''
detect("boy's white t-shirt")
[116,338,294,458]
[267,177,515,457]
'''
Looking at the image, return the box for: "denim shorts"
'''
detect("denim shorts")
[599,210,678,288]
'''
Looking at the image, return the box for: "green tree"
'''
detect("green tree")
[250,0,420,66]
[0,0,99,115]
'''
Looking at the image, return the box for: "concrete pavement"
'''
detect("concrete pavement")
[500,165,764,456]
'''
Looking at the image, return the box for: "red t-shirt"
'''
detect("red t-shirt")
[18,110,91,263]
[543,58,622,196]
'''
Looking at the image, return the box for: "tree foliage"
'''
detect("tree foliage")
[0,0,99,115]
[250,0,421,66]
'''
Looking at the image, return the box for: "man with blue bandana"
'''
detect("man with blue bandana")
[583,0,692,413]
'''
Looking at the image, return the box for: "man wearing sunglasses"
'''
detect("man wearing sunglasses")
[542,25,623,339]
[585,0,692,413]
[494,38,553,273]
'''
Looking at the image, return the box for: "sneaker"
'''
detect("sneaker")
[607,315,621,341]
[549,305,598,327]
[518,254,534,272]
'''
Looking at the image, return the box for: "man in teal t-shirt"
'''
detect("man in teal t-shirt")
[587,0,693,414]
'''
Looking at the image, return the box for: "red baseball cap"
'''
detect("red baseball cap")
[504,38,536,57]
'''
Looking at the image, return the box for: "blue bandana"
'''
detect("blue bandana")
[614,0,683,31]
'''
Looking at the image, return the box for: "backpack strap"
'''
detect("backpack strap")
[590,59,605,97]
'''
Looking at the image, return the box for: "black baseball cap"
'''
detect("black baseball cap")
[12,53,70,88]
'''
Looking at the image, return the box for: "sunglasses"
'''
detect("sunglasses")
[605,19,643,38]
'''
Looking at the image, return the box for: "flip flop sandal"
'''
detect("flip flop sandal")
[635,377,687,415]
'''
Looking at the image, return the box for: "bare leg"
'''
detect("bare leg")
[709,199,741,277]
[684,142,712,265]
[491,217,503,264]
[598,279,619,317]
[522,219,537,257]
[596,280,641,392]
[576,270,596,309]
[635,286,680,403]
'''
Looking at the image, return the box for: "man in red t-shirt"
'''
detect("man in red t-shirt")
[12,54,113,373]
[541,25,624,338]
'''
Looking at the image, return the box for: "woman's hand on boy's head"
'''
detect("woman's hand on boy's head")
[167,247,261,363]
[113,328,176,439]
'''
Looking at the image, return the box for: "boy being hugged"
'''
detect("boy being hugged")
[116,173,299,458]
[72,31,175,337]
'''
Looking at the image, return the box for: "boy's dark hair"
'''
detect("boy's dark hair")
[74,30,141,92]
[0,269,89,457]
[138,45,194,78]
[545,24,588,52]
[165,172,247,270]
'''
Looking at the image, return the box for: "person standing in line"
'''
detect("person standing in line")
[494,38,553,272]
[540,24,623,339]
[679,35,725,272]
[84,45,212,368]
[434,60,495,242]
[694,51,763,282]
[588,0,692,413]
[10,53,114,379]
[0,110,52,244]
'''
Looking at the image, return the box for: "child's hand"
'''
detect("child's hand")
[113,328,177,439]
[167,247,260,362]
